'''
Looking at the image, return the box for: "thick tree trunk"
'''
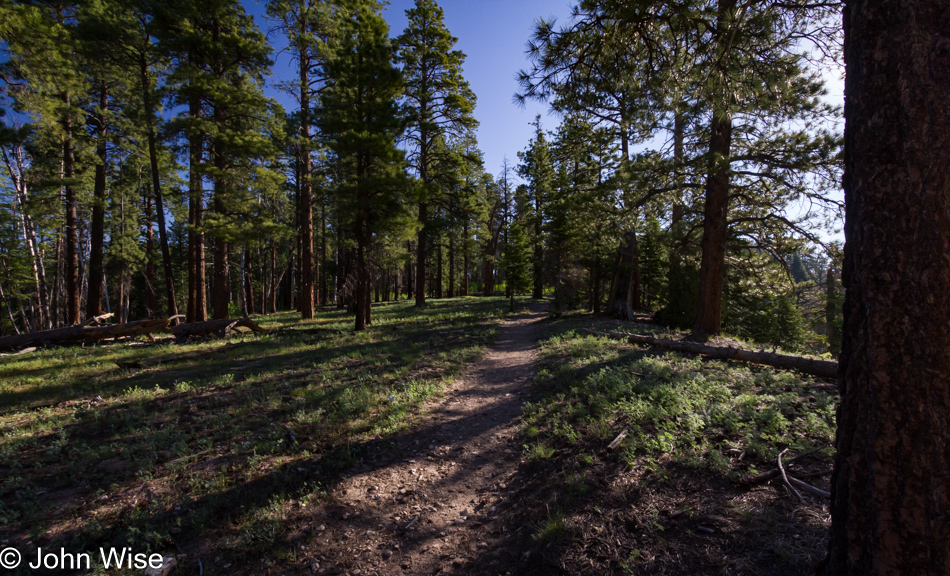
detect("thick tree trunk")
[693,110,732,336]
[823,2,950,574]
[415,202,427,307]
[0,317,172,351]
[62,100,80,325]
[606,230,639,320]
[483,257,494,296]
[87,85,107,319]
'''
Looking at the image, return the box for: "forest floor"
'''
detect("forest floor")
[0,298,836,575]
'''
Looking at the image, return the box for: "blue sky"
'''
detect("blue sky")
[244,0,575,181]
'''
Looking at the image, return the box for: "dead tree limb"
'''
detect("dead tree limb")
[786,475,831,498]
[738,448,826,486]
[778,449,804,501]
[584,329,838,379]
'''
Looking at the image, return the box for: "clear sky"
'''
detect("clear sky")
[244,0,575,181]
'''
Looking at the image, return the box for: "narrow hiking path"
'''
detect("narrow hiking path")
[297,302,548,576]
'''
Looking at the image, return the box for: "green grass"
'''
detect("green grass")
[522,314,836,480]
[0,297,509,572]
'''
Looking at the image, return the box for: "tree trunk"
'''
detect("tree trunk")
[2,144,51,329]
[354,237,369,331]
[143,62,179,324]
[483,257,494,296]
[587,329,838,379]
[693,0,735,337]
[448,235,455,298]
[606,230,639,320]
[298,49,315,319]
[415,202,427,307]
[143,191,158,318]
[270,241,278,313]
[462,221,470,296]
[243,246,254,316]
[693,109,732,336]
[533,204,543,299]
[211,112,229,319]
[87,84,107,319]
[320,200,328,306]
[62,98,80,325]
[0,317,172,351]
[823,2,950,574]
[187,95,206,322]
[406,240,414,299]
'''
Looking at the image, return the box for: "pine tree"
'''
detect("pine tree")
[516,116,553,300]
[396,0,476,308]
[163,0,275,320]
[500,219,531,312]
[318,3,406,331]
[825,2,950,571]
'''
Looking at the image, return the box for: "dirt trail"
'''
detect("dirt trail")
[301,302,547,576]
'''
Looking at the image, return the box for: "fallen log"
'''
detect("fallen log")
[0,318,172,351]
[583,329,838,379]
[171,318,265,341]
[116,342,243,369]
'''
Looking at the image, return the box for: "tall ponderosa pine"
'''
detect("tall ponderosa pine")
[267,0,341,319]
[396,0,476,307]
[824,0,950,573]
[319,4,405,331]
[164,0,274,319]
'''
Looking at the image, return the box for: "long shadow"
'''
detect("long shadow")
[0,297,523,574]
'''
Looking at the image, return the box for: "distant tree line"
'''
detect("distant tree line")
[0,0,844,344]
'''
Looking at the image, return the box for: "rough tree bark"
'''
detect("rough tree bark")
[823,1,950,574]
